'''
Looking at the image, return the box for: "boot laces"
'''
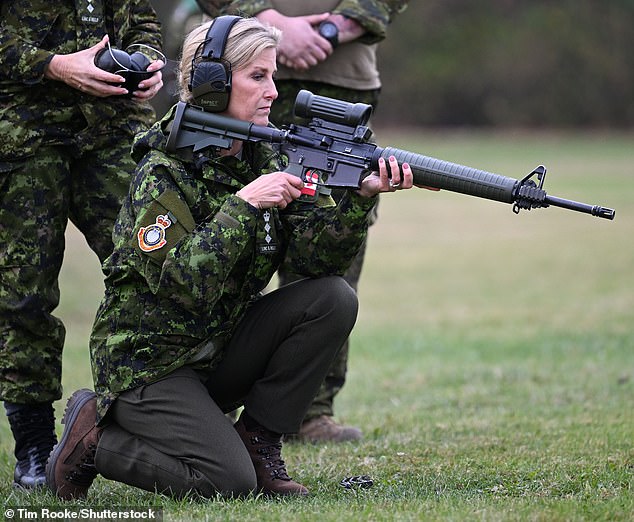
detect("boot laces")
[252,435,291,481]
[66,443,98,486]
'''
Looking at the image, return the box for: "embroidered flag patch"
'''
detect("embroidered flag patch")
[301,170,320,197]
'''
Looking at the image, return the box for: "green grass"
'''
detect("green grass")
[2,129,632,521]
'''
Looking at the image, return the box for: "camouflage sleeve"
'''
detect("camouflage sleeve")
[122,0,163,52]
[0,0,162,84]
[129,157,260,311]
[196,0,235,18]
[334,0,409,43]
[0,11,55,83]
[220,0,274,17]
[283,191,378,277]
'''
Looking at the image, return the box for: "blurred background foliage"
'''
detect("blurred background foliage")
[150,0,634,128]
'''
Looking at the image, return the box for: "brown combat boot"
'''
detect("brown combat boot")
[46,389,102,500]
[296,415,362,443]
[234,414,308,497]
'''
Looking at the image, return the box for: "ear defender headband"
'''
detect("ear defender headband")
[189,15,241,111]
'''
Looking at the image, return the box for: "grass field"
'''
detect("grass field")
[1,129,632,521]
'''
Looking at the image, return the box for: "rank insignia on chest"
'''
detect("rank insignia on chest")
[79,0,103,24]
[257,210,278,254]
[138,214,172,252]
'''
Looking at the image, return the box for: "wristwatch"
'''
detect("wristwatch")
[318,21,339,48]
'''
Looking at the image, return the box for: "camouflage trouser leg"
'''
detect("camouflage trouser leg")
[0,133,135,404]
[272,79,382,421]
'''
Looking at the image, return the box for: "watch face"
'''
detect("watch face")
[318,21,339,47]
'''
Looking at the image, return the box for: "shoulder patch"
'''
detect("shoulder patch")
[138,214,172,252]
[133,190,196,263]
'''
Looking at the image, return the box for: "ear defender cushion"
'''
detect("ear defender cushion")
[190,61,231,107]
[95,47,133,72]
[94,47,153,94]
[129,52,151,71]
[189,15,241,111]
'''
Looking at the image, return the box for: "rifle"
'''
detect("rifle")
[166,90,615,220]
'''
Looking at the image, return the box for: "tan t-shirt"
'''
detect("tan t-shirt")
[270,0,381,89]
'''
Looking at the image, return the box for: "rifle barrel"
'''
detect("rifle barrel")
[546,195,615,219]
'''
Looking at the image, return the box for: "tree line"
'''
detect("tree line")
[374,1,633,127]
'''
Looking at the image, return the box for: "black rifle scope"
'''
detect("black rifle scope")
[294,89,372,127]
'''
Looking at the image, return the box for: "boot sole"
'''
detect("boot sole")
[45,389,97,496]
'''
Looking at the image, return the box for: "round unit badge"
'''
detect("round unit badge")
[138,214,172,252]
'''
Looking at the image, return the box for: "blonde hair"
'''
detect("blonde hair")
[178,17,281,104]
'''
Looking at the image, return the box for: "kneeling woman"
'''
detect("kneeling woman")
[47,16,414,500]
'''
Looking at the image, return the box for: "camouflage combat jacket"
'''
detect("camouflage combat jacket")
[90,106,377,422]
[0,0,162,158]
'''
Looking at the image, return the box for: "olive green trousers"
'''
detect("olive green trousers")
[95,276,358,498]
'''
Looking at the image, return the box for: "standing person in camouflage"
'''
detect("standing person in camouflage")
[218,0,408,443]
[0,0,163,489]
[45,16,415,500]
